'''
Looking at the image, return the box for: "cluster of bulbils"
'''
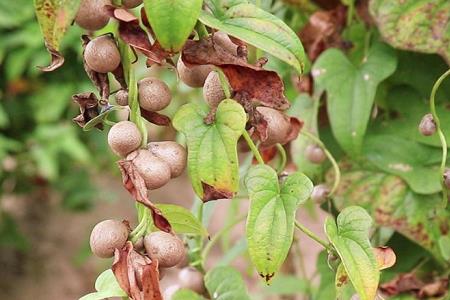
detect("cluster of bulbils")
[419,114,450,191]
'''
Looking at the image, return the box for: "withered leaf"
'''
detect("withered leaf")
[182,37,290,110]
[373,246,396,270]
[117,160,171,233]
[112,242,163,300]
[140,109,171,126]
[380,273,449,298]
[38,43,65,72]
[72,92,103,130]
[81,35,110,101]
[202,182,234,202]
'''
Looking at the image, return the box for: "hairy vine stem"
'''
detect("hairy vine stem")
[301,131,341,196]
[429,69,450,207]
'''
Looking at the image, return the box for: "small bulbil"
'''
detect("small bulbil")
[84,35,121,73]
[419,113,436,136]
[122,0,142,8]
[89,219,129,258]
[115,89,129,106]
[444,168,450,189]
[75,0,111,31]
[203,71,226,108]
[144,231,185,268]
[138,77,172,112]
[305,144,326,164]
[107,121,142,157]
[256,107,291,146]
[178,267,205,294]
[127,149,171,190]
[311,184,329,204]
[147,141,187,178]
[177,58,214,88]
[212,31,239,56]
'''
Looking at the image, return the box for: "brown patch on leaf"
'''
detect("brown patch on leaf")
[182,37,290,110]
[118,160,171,233]
[38,44,65,72]
[299,6,347,61]
[140,109,171,126]
[72,92,103,130]
[112,242,163,300]
[373,246,396,270]
[259,272,275,283]
[81,35,110,101]
[202,182,234,202]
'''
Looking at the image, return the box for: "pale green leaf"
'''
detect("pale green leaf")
[204,266,251,300]
[199,2,306,73]
[173,99,246,201]
[173,289,205,300]
[325,206,379,300]
[245,164,313,281]
[155,204,208,236]
[313,43,397,155]
[79,269,126,300]
[439,236,450,261]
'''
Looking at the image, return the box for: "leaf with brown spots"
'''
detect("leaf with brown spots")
[34,0,81,71]
[182,37,290,111]
[72,92,103,130]
[112,242,163,300]
[373,246,396,270]
[117,160,171,233]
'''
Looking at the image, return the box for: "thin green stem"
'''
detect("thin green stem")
[195,22,209,39]
[276,143,287,174]
[242,130,264,165]
[346,2,354,27]
[302,131,341,195]
[201,214,247,261]
[429,69,450,206]
[216,68,231,99]
[294,220,334,253]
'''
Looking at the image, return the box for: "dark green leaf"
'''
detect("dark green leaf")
[313,43,397,155]
[245,164,313,281]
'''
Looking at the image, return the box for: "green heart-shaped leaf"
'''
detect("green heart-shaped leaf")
[79,269,126,300]
[199,2,306,73]
[312,43,397,155]
[144,0,203,52]
[205,266,251,300]
[173,99,246,201]
[370,0,450,63]
[325,206,379,300]
[245,164,313,281]
[173,289,205,300]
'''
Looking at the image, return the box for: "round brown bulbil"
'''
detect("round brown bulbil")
[115,89,129,106]
[444,168,450,189]
[143,231,185,268]
[108,121,142,157]
[75,0,111,31]
[127,149,171,190]
[305,144,326,164]
[89,219,129,258]
[178,267,205,294]
[203,71,226,108]
[256,107,291,146]
[177,58,214,88]
[212,31,239,56]
[147,141,187,178]
[138,77,172,112]
[122,0,142,8]
[311,184,329,204]
[84,35,121,73]
[419,113,436,136]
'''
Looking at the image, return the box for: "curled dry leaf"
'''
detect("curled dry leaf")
[299,6,346,61]
[112,241,163,300]
[139,109,171,127]
[117,160,171,233]
[373,246,396,270]
[81,35,110,101]
[106,6,173,67]
[72,92,103,130]
[38,43,65,72]
[380,273,448,298]
[182,37,290,110]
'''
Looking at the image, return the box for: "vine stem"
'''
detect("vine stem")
[294,220,334,253]
[242,131,265,165]
[201,214,247,262]
[429,69,450,206]
[276,143,286,174]
[301,131,341,195]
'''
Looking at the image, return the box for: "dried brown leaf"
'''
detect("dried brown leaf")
[373,246,396,270]
[202,182,234,202]
[38,43,65,72]
[140,109,171,126]
[72,92,103,129]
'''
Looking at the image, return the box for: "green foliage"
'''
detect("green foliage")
[325,206,379,300]
[155,204,208,236]
[79,269,127,300]
[245,164,312,281]
[204,266,251,300]
[200,0,306,73]
[144,0,203,52]
[173,100,246,200]
[313,42,397,155]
